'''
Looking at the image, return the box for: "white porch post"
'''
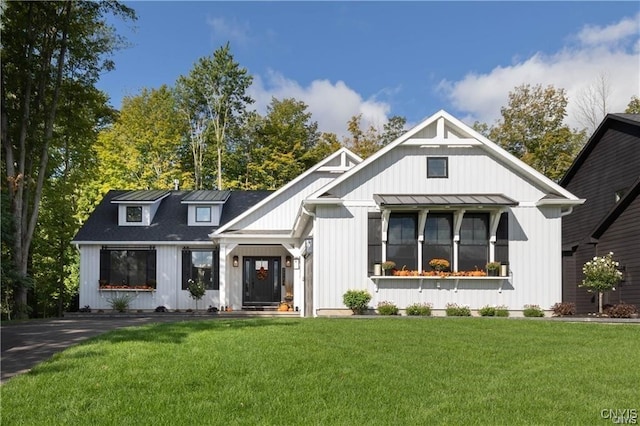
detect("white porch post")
[417,210,429,271]
[453,210,466,272]
[488,209,505,263]
[218,243,227,309]
[381,210,390,262]
[283,244,302,316]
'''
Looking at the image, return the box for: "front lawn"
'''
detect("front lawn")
[2,318,638,425]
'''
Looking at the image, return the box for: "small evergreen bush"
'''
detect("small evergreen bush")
[445,303,471,317]
[523,304,544,317]
[377,301,399,316]
[342,290,372,315]
[479,305,496,316]
[495,306,510,317]
[405,303,432,316]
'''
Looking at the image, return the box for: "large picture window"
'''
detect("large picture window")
[100,248,156,287]
[423,213,453,269]
[182,248,219,290]
[458,213,489,271]
[387,213,418,270]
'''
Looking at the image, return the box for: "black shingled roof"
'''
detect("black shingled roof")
[73,190,273,243]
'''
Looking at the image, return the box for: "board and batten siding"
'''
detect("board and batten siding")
[78,244,220,310]
[231,173,337,231]
[312,200,564,314]
[334,146,547,203]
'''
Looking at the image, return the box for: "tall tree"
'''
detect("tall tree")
[381,116,407,146]
[575,73,612,134]
[488,84,586,181]
[1,1,135,317]
[93,86,188,193]
[176,43,253,189]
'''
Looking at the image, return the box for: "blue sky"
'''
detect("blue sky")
[98,1,640,136]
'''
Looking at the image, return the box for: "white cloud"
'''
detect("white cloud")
[206,17,251,45]
[248,70,391,138]
[438,13,640,130]
[577,13,640,46]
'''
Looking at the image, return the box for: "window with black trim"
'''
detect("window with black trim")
[387,213,418,270]
[423,213,453,269]
[100,248,156,287]
[126,206,142,222]
[427,157,448,178]
[367,213,382,275]
[195,206,211,222]
[458,213,489,271]
[495,212,509,264]
[182,248,219,290]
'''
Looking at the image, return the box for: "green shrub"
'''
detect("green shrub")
[495,306,510,317]
[445,303,471,317]
[479,305,496,316]
[523,304,544,317]
[107,294,133,313]
[551,302,576,316]
[342,290,372,315]
[377,301,399,316]
[605,303,638,318]
[405,303,432,316]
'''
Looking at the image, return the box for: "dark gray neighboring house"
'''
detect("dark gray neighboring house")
[561,113,640,313]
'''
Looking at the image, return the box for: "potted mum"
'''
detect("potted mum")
[429,258,450,272]
[381,261,396,276]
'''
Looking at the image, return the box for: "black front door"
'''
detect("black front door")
[243,257,281,305]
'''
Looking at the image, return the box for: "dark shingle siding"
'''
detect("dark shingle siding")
[73,190,273,243]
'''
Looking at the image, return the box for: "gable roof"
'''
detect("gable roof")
[590,176,640,240]
[307,110,582,205]
[212,147,362,235]
[72,190,272,244]
[560,113,640,186]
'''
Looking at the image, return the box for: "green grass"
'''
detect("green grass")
[2,318,639,425]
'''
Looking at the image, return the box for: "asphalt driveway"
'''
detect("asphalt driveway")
[1,316,198,384]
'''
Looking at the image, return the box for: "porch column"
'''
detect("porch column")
[452,210,466,272]
[417,210,429,272]
[488,209,505,263]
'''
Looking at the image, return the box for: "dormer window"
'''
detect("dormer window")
[182,190,230,227]
[112,190,170,226]
[196,206,212,223]
[126,206,143,223]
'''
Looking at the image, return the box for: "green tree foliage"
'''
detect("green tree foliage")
[228,98,334,190]
[92,85,188,195]
[625,96,640,114]
[1,1,136,318]
[580,252,623,314]
[488,84,585,181]
[176,43,254,189]
[343,114,406,158]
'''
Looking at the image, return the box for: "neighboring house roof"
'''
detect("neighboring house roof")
[72,190,272,244]
[590,176,640,240]
[308,110,583,205]
[373,194,518,208]
[560,113,640,186]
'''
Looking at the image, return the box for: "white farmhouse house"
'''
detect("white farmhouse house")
[73,110,583,316]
